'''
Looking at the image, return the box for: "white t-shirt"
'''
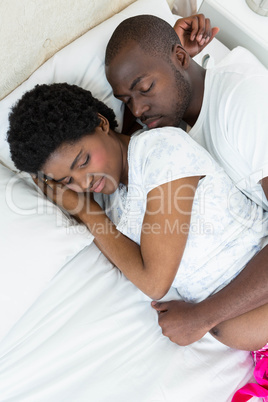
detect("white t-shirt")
[102,127,268,302]
[189,47,268,211]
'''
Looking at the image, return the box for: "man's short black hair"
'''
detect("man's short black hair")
[7,83,118,174]
[105,14,181,66]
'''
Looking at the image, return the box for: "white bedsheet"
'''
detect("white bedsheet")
[0,243,258,401]
[0,1,260,399]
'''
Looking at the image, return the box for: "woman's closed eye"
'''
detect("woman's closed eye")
[52,176,72,186]
[79,154,89,168]
[63,177,73,185]
[59,155,89,186]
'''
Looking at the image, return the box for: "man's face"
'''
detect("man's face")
[106,41,191,129]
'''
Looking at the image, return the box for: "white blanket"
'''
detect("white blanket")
[0,243,257,401]
[0,0,260,399]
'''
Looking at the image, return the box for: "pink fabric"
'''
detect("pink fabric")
[232,345,268,402]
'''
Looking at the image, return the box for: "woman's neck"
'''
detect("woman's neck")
[111,130,130,186]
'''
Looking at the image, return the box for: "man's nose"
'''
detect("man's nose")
[131,98,150,118]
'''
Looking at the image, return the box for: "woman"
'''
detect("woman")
[7,83,268,359]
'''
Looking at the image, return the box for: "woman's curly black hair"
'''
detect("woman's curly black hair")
[7,83,118,174]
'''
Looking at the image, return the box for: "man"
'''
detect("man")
[104,14,268,347]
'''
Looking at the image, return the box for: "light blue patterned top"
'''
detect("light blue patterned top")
[102,127,268,302]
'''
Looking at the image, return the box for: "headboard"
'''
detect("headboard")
[0,0,175,100]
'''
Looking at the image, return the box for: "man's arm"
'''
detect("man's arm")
[261,176,268,204]
[152,244,268,347]
[174,14,219,57]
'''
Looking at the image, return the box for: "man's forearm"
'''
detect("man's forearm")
[198,244,268,329]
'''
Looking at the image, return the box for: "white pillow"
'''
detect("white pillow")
[0,0,176,341]
[0,0,175,171]
[0,163,93,341]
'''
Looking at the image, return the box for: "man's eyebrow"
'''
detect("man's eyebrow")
[114,76,145,98]
[130,76,143,90]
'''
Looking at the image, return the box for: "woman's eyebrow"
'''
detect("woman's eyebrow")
[53,176,67,183]
[70,149,83,170]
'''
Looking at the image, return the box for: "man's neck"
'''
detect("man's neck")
[183,64,206,128]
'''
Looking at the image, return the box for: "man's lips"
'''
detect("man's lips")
[142,116,162,129]
[91,176,105,193]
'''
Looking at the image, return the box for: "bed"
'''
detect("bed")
[0,0,260,400]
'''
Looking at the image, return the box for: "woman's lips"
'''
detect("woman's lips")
[91,176,105,193]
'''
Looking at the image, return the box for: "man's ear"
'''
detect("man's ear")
[172,44,190,69]
[97,113,110,133]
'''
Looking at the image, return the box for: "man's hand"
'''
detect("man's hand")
[174,14,220,58]
[151,299,211,346]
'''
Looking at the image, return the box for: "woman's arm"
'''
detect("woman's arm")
[41,176,200,299]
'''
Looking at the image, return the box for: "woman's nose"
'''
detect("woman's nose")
[73,173,93,192]
[81,173,93,191]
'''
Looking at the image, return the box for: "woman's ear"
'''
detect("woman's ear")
[172,44,190,69]
[97,113,110,133]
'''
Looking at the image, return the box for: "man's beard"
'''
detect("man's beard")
[173,67,192,128]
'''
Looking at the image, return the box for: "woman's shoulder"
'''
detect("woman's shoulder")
[131,126,188,142]
[130,126,192,153]
[130,126,211,161]
[129,126,220,191]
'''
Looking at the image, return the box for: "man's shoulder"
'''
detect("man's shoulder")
[204,47,268,108]
[212,46,267,75]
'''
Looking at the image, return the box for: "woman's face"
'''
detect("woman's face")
[41,124,128,194]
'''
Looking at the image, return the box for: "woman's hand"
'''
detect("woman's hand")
[33,176,97,219]
[174,14,220,58]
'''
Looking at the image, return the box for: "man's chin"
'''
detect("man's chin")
[157,119,182,129]
[144,115,183,130]
[145,117,163,129]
